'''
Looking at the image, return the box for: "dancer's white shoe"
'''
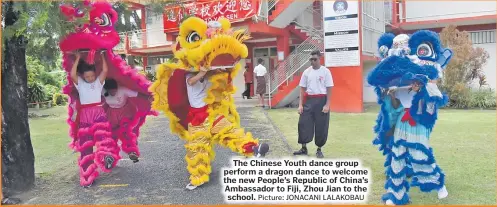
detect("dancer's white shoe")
[438,185,448,199]
[186,183,203,190]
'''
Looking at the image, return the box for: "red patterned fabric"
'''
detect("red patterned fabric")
[401,108,417,126]
[168,69,190,129]
[242,142,258,153]
[187,106,209,126]
[212,115,225,127]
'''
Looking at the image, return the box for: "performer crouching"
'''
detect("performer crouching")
[103,79,152,163]
[184,66,269,190]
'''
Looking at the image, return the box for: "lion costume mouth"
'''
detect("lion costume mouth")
[206,53,241,70]
[171,17,250,72]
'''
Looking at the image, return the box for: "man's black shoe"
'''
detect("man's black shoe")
[253,143,270,157]
[316,150,324,158]
[293,148,308,155]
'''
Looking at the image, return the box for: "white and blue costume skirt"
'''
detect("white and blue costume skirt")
[382,108,445,205]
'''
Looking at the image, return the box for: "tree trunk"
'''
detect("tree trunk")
[1,1,35,195]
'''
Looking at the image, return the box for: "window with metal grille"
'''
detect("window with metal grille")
[469,30,496,44]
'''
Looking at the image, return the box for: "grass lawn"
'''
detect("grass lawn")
[28,106,77,175]
[267,106,496,205]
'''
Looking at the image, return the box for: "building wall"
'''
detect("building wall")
[145,10,169,47]
[233,59,248,97]
[402,1,496,22]
[362,61,377,103]
[362,0,387,57]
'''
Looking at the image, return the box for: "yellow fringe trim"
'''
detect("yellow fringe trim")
[149,18,257,186]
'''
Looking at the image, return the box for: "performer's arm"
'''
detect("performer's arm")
[323,69,334,113]
[187,66,209,86]
[298,87,306,114]
[99,52,108,84]
[388,88,401,109]
[298,71,307,114]
[324,87,332,107]
[70,52,81,85]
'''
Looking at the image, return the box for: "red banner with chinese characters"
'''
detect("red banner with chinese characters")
[163,0,260,32]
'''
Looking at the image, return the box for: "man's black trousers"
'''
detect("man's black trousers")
[298,96,329,147]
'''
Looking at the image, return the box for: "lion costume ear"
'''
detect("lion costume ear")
[218,18,231,31]
[437,49,453,69]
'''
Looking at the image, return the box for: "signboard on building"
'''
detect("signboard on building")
[145,66,153,72]
[323,0,360,67]
[163,0,260,32]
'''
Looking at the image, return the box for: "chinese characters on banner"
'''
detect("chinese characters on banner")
[163,0,260,32]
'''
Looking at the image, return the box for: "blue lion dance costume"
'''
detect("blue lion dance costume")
[367,30,453,205]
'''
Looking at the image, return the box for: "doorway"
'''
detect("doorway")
[253,47,277,95]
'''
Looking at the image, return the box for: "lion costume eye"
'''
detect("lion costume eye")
[186,31,201,43]
[416,43,433,58]
[98,13,111,27]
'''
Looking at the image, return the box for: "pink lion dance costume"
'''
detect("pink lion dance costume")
[59,0,156,187]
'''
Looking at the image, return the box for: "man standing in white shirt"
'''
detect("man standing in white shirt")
[293,50,334,158]
[253,58,267,107]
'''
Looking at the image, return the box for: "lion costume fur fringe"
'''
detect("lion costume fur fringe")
[150,17,260,186]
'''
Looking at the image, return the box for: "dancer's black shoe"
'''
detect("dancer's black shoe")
[129,152,139,163]
[104,155,115,169]
[253,143,269,157]
[293,148,308,155]
[316,149,324,158]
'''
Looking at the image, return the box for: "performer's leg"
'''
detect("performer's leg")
[109,105,140,163]
[185,123,214,190]
[407,135,447,199]
[120,104,141,162]
[119,120,141,163]
[382,143,410,205]
[76,123,99,187]
[313,97,329,158]
[92,107,121,173]
[212,115,267,157]
[295,99,314,155]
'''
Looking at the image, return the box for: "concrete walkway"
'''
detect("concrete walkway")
[19,98,290,205]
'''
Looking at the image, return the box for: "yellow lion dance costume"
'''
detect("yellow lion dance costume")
[150,17,269,190]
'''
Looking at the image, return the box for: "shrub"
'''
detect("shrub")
[27,81,47,103]
[44,84,59,95]
[469,89,496,109]
[146,71,156,81]
[446,83,471,109]
[52,93,68,106]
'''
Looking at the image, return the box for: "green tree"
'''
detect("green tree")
[113,2,142,33]
[26,56,61,88]
[1,0,82,194]
[439,25,490,108]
